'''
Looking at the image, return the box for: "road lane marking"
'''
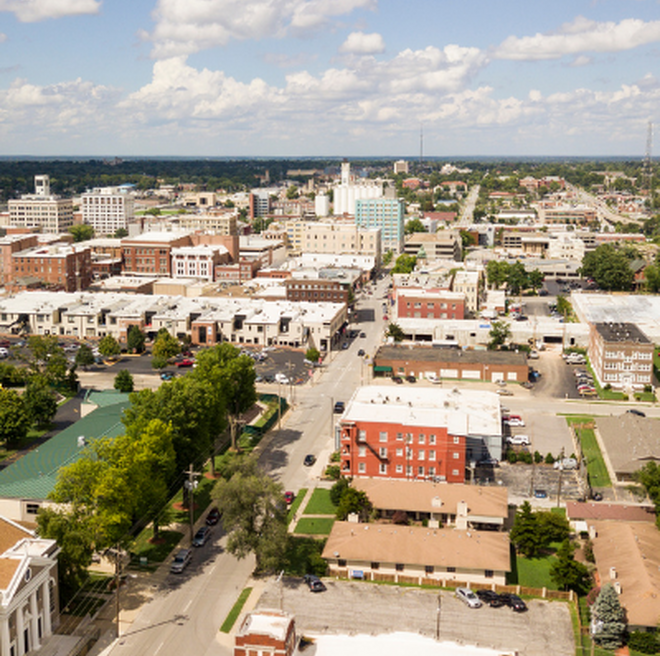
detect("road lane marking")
[183,598,193,613]
[154,641,164,654]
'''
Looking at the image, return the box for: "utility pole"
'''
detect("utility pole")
[184,464,200,546]
[435,593,441,640]
[114,545,121,638]
[556,447,565,508]
[277,379,282,430]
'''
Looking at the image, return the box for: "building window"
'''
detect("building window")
[26,503,40,514]
[418,450,425,460]
[358,446,366,457]
[447,567,456,573]
[379,463,387,475]
[396,448,403,457]
[358,462,366,473]
[396,432,403,441]
[429,434,436,445]
[379,447,387,458]
[429,466,435,476]
[425,565,434,575]
[338,559,347,567]
[406,465,413,476]
[395,563,404,572]
[452,469,459,476]
[485,570,494,579]
[418,433,425,444]
[418,466,424,476]
[453,452,459,459]
[379,431,388,442]
[396,464,403,473]
[429,450,436,461]
[371,562,380,570]
[453,436,460,444]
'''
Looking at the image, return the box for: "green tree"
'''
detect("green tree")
[633,461,660,519]
[113,227,128,238]
[556,295,572,319]
[69,224,94,242]
[286,184,299,199]
[537,510,570,543]
[592,583,627,649]
[98,335,121,359]
[24,376,58,430]
[644,263,660,293]
[528,269,545,292]
[386,323,405,342]
[506,261,529,295]
[152,330,180,362]
[27,335,68,384]
[37,508,94,605]
[114,370,134,393]
[510,501,542,558]
[404,218,427,234]
[488,320,511,350]
[127,325,146,354]
[75,344,96,369]
[330,477,350,506]
[581,244,634,291]
[391,253,417,274]
[305,347,321,363]
[211,456,287,572]
[549,539,592,595]
[486,260,510,289]
[382,250,394,266]
[0,388,29,446]
[336,488,372,521]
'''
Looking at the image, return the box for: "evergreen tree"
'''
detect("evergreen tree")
[510,501,542,557]
[549,539,592,595]
[114,370,134,393]
[592,583,627,649]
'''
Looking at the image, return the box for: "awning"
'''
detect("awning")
[373,365,393,372]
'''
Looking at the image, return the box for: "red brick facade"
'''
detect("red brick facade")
[395,291,464,320]
[284,278,348,304]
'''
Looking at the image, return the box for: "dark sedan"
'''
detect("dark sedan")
[476,589,505,607]
[499,592,528,612]
[303,574,326,593]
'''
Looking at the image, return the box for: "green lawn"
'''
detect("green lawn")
[515,553,559,589]
[220,587,252,633]
[303,488,337,515]
[565,417,611,488]
[294,517,335,535]
[131,529,183,567]
[287,488,307,524]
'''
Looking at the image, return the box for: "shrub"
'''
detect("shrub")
[644,384,653,394]
[628,632,660,654]
[545,453,555,464]
[518,451,533,464]
[534,450,543,464]
[330,451,340,463]
[583,538,595,563]
[329,478,350,506]
[507,450,518,464]
[604,384,612,391]
[324,465,340,480]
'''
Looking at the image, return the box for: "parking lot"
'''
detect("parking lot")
[257,577,574,656]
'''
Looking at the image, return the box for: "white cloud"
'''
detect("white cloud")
[147,0,376,58]
[0,32,6,42]
[495,16,660,61]
[0,0,100,22]
[339,31,385,54]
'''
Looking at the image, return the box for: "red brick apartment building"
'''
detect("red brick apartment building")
[588,322,654,390]
[339,386,502,483]
[235,611,296,656]
[10,244,92,292]
[395,288,465,320]
[121,233,191,276]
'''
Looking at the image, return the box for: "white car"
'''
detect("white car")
[504,418,525,427]
[554,457,578,470]
[0,347,8,358]
[506,435,530,446]
[426,374,441,384]
[274,373,290,384]
[455,587,482,608]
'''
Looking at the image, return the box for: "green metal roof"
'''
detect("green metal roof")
[83,389,131,407]
[0,402,129,500]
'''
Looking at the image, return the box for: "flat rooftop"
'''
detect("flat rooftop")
[375,345,528,367]
[594,322,651,344]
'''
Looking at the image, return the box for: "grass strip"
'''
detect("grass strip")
[303,488,337,515]
[220,587,253,633]
[294,517,335,535]
[287,488,307,525]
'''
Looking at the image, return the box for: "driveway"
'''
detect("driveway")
[256,577,574,656]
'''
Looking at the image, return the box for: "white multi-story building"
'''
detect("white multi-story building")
[8,175,73,234]
[171,244,228,281]
[547,232,586,261]
[81,186,135,236]
[0,516,60,656]
[393,160,409,174]
[315,192,330,217]
[355,197,405,253]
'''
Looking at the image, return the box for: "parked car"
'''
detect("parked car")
[359,332,366,338]
[303,574,326,593]
[427,374,441,384]
[192,525,212,547]
[534,489,548,499]
[504,416,525,427]
[284,491,295,505]
[160,371,175,381]
[455,587,482,608]
[0,339,10,348]
[170,548,192,573]
[406,374,416,383]
[303,454,316,466]
[334,401,345,413]
[626,409,646,418]
[0,347,8,358]
[499,592,527,612]
[528,350,539,359]
[206,507,221,525]
[391,376,403,384]
[176,358,195,368]
[341,342,349,350]
[554,457,578,470]
[506,435,530,446]
[274,373,290,384]
[591,492,603,501]
[476,589,505,607]
[497,388,513,396]
[579,389,598,397]
[357,349,365,357]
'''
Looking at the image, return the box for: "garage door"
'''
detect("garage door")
[462,369,480,379]
[491,371,505,382]
[441,369,458,378]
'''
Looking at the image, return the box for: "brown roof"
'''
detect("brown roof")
[0,558,20,590]
[595,416,660,476]
[353,479,508,521]
[0,516,33,553]
[591,520,660,628]
[566,502,656,523]
[322,522,510,572]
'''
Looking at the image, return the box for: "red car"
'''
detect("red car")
[284,491,295,505]
[176,358,194,368]
[383,315,389,321]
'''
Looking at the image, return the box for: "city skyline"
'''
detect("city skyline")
[1,0,659,158]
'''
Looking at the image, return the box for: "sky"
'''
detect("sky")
[1,0,660,158]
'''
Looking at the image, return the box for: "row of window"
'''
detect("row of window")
[374,431,459,445]
[604,351,652,360]
[355,462,460,477]
[603,373,650,382]
[604,362,652,371]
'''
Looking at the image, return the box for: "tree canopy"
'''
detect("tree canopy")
[391,253,417,274]
[488,320,511,350]
[127,325,146,353]
[581,244,635,291]
[591,583,627,649]
[98,335,121,359]
[0,388,29,446]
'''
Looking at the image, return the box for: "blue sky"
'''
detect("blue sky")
[1,0,660,157]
